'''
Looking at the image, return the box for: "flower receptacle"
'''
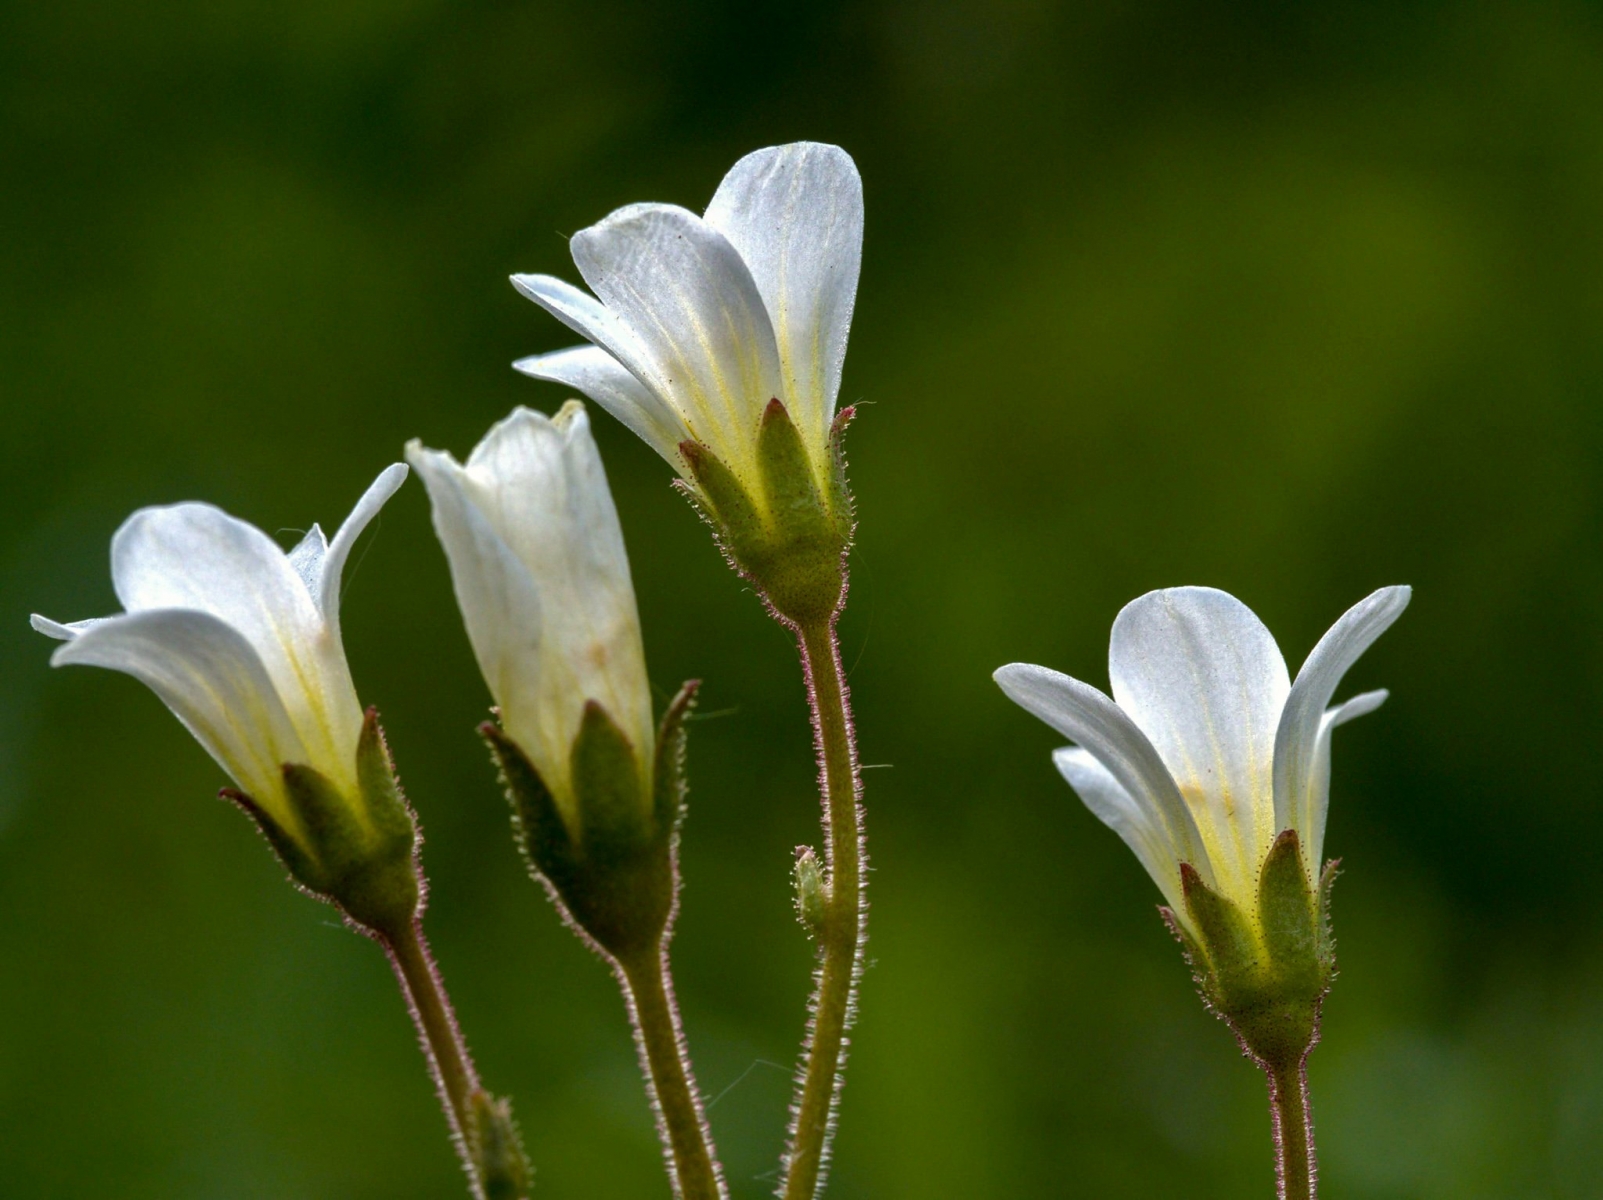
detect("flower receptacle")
[225,707,421,934]
[484,681,700,961]
[1168,829,1334,1071]
[678,399,854,628]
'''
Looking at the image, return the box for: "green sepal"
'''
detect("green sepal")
[653,679,700,834]
[481,719,577,901]
[1180,862,1265,1011]
[484,688,699,961]
[571,700,655,860]
[337,708,423,931]
[219,788,320,891]
[757,397,835,547]
[1316,857,1341,971]
[1258,828,1322,998]
[679,439,769,567]
[677,400,852,627]
[356,707,419,855]
[826,404,858,544]
[1177,839,1330,1072]
[280,760,369,888]
[751,399,848,625]
[225,708,420,934]
[467,1089,532,1200]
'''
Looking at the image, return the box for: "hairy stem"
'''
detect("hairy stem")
[1266,1058,1316,1200]
[380,915,509,1199]
[618,945,727,1200]
[781,618,866,1200]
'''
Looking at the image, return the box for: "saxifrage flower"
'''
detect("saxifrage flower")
[32,464,409,850]
[993,585,1410,922]
[511,141,862,511]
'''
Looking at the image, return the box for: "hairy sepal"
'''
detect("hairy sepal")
[1177,830,1332,1071]
[679,398,853,628]
[484,682,699,961]
[225,708,420,933]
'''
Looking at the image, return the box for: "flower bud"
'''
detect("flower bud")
[410,403,695,957]
[467,1090,532,1200]
[793,845,829,939]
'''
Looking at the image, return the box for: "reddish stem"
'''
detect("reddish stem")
[616,943,727,1200]
[780,617,866,1200]
[1266,1056,1316,1200]
[375,914,494,1198]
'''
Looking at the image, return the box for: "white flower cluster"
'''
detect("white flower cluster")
[31,142,865,848]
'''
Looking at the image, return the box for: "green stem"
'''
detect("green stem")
[381,915,503,1199]
[618,946,727,1200]
[1266,1059,1316,1200]
[782,618,866,1200]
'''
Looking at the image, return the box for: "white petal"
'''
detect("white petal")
[30,614,111,640]
[1274,584,1410,847]
[287,524,328,596]
[320,462,409,629]
[406,438,545,739]
[110,501,360,780]
[1108,587,1290,900]
[45,608,305,816]
[467,406,652,765]
[704,142,863,447]
[510,273,669,410]
[1301,689,1388,865]
[1053,746,1187,911]
[513,344,688,470]
[993,662,1213,885]
[408,405,653,807]
[568,202,785,477]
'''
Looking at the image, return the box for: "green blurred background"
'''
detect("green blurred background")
[4,0,1603,1195]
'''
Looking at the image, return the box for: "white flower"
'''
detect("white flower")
[32,465,410,833]
[994,586,1410,916]
[509,141,863,502]
[406,403,654,818]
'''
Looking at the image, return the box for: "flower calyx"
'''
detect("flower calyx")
[224,707,420,934]
[482,680,700,960]
[1165,829,1337,1071]
[679,400,855,628]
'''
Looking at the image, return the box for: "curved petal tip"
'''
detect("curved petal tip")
[30,613,74,640]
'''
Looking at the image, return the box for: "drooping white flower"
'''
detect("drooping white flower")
[406,403,654,820]
[994,586,1410,916]
[31,464,410,834]
[509,141,863,503]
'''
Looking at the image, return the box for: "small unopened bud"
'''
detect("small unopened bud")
[468,1089,532,1200]
[793,846,830,938]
